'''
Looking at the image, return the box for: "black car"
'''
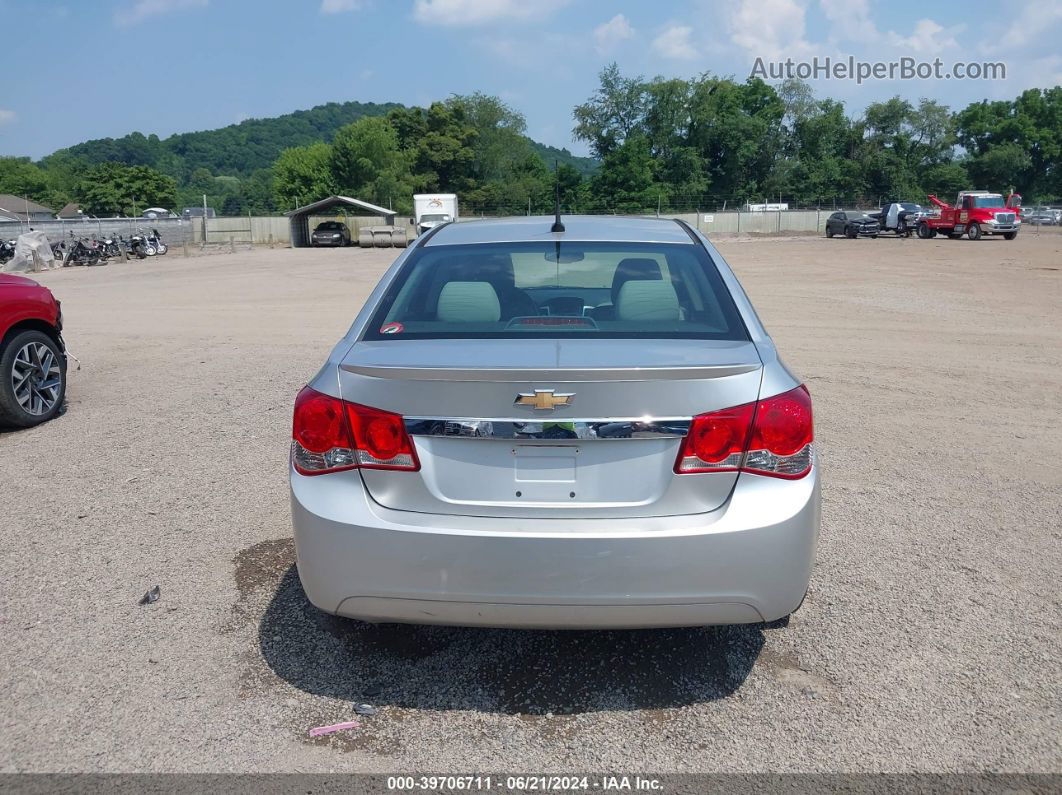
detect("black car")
[311,221,352,247]
[825,211,879,238]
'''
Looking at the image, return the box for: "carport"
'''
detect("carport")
[286,195,396,248]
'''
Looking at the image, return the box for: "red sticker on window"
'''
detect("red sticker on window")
[380,322,404,335]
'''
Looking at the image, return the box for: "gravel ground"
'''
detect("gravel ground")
[1,232,1059,773]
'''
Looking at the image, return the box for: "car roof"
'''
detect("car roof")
[425,215,695,246]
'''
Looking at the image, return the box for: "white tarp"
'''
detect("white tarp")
[2,231,59,272]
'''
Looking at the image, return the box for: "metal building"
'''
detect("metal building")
[286,195,396,248]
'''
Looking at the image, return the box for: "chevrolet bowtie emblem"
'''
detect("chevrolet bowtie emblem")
[514,389,575,411]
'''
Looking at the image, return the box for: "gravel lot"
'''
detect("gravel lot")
[1,231,1060,773]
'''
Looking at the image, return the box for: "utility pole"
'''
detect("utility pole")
[202,193,208,244]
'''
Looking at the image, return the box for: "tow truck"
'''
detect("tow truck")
[916,191,1022,240]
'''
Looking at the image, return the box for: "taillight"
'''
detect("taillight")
[744,386,814,478]
[291,387,418,475]
[675,385,813,479]
[345,401,419,470]
[675,403,755,473]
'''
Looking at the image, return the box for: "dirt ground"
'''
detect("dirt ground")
[1,231,1059,774]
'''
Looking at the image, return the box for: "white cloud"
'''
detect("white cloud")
[728,0,813,61]
[593,14,634,55]
[320,0,362,14]
[820,0,878,44]
[0,109,15,126]
[412,0,569,27]
[983,4,1062,52]
[113,0,207,28]
[887,19,960,53]
[651,24,698,61]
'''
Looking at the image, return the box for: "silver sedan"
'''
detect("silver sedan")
[290,215,820,629]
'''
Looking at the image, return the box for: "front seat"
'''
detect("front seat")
[590,258,663,320]
[475,255,538,319]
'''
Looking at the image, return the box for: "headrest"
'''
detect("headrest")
[615,280,680,321]
[437,281,501,323]
[433,254,516,287]
[611,257,663,303]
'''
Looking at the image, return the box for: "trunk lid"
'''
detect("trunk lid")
[338,339,762,519]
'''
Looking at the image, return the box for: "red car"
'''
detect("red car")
[0,273,66,427]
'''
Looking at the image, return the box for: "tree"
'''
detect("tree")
[272,143,334,209]
[965,143,1033,191]
[955,88,1062,198]
[573,63,647,157]
[0,157,51,204]
[330,117,413,207]
[74,162,177,216]
[590,134,660,212]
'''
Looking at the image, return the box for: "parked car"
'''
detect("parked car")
[1026,207,1058,225]
[825,211,879,238]
[0,274,66,427]
[311,221,352,246]
[290,215,820,629]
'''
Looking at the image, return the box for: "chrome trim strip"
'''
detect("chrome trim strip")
[404,417,692,440]
[343,363,760,382]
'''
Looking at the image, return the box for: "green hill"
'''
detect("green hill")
[44,100,597,182]
[45,101,404,181]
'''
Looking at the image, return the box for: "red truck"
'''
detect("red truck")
[916,191,1022,240]
[0,273,66,427]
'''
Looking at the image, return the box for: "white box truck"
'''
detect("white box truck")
[413,194,458,235]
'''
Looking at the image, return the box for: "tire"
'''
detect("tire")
[64,251,76,267]
[1003,231,1017,240]
[966,223,981,241]
[156,244,167,255]
[145,245,156,256]
[0,330,66,428]
[917,222,931,239]
[825,226,834,238]
[845,225,856,239]
[870,234,878,239]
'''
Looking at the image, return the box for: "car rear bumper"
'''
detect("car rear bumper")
[290,463,821,629]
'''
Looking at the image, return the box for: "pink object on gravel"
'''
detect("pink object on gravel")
[308,719,361,737]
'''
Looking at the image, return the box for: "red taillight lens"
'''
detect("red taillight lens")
[291,387,418,475]
[744,385,813,478]
[675,386,814,479]
[676,403,755,473]
[346,402,419,470]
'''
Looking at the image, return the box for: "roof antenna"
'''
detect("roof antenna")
[551,160,565,233]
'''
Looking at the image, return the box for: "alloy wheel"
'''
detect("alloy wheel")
[11,341,61,415]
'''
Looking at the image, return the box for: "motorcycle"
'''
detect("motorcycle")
[64,236,106,266]
[0,239,15,265]
[123,233,148,259]
[148,228,167,255]
[100,236,122,259]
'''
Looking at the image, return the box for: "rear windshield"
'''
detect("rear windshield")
[363,241,749,341]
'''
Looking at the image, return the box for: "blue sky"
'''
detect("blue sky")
[1,0,1059,160]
